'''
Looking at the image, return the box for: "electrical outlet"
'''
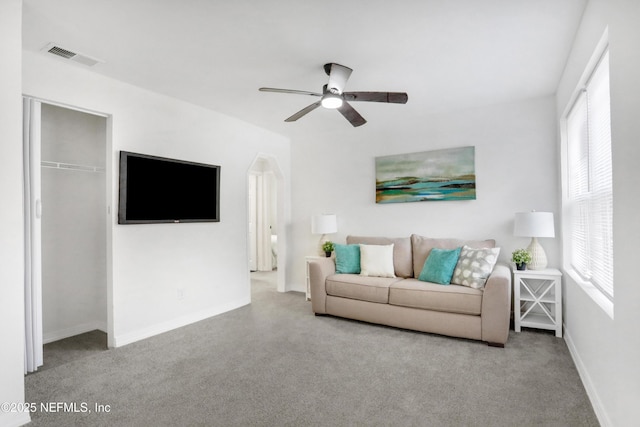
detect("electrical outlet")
[177,289,185,300]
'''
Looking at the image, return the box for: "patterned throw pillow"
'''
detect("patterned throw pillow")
[451,245,500,289]
[359,244,396,278]
[334,244,361,274]
[418,247,461,285]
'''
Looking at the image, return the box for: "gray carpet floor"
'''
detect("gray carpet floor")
[25,271,598,426]
[39,329,108,372]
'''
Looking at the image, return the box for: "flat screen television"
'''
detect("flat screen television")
[118,151,220,224]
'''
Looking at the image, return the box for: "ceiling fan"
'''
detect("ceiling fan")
[259,63,408,127]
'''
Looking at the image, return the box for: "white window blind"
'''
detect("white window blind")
[565,49,614,299]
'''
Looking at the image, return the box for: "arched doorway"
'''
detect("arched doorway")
[247,154,286,293]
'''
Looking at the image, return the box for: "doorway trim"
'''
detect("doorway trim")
[22,95,115,362]
[247,153,286,293]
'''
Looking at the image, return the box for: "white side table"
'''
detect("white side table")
[305,256,325,301]
[513,267,563,337]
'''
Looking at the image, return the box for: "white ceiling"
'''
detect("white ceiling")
[22,0,587,138]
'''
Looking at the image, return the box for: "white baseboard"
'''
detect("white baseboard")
[113,297,250,347]
[564,327,612,427]
[0,411,31,427]
[43,321,107,344]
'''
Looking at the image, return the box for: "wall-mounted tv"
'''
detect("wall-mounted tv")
[118,151,220,224]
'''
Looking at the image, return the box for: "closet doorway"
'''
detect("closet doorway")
[24,99,111,372]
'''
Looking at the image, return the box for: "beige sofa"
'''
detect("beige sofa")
[309,235,512,347]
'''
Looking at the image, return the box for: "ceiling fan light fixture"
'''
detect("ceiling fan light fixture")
[321,94,343,109]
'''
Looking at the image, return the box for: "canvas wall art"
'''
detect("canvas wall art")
[376,146,476,204]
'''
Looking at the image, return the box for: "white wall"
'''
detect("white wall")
[609,0,640,420]
[289,96,560,292]
[23,51,291,347]
[0,2,31,426]
[556,0,640,425]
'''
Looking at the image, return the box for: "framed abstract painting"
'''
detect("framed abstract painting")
[376,146,476,204]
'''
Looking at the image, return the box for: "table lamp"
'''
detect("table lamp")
[311,214,337,256]
[513,211,555,270]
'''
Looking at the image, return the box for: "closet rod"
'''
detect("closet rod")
[41,160,105,173]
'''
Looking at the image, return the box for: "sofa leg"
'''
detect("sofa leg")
[487,342,505,348]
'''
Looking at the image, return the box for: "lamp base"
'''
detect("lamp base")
[318,234,329,257]
[526,237,548,270]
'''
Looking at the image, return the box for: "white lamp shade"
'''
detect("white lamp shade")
[514,211,555,238]
[311,214,337,234]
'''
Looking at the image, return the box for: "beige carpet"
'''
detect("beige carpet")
[25,271,598,426]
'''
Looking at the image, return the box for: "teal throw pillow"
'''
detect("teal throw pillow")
[418,247,462,285]
[335,244,361,274]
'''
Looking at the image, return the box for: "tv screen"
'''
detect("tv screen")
[118,151,220,224]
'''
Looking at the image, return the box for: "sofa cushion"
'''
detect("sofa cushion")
[451,245,501,289]
[326,274,401,304]
[347,236,413,278]
[418,247,461,285]
[359,244,395,278]
[335,244,361,274]
[411,234,495,278]
[389,278,483,315]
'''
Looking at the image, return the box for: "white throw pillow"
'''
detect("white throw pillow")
[451,245,500,289]
[359,244,396,278]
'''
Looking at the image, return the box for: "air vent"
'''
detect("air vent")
[41,43,103,67]
[48,46,76,59]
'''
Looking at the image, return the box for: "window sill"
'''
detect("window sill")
[565,268,614,319]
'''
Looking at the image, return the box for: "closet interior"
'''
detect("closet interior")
[40,103,108,354]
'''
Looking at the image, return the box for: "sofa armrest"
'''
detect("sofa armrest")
[481,263,512,346]
[309,258,336,314]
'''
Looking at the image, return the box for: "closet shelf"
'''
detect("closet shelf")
[41,161,105,173]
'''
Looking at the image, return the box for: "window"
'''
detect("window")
[564,48,614,302]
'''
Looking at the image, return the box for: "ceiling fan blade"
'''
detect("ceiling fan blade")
[337,101,367,127]
[259,87,322,97]
[324,63,353,94]
[284,101,322,122]
[343,92,408,104]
